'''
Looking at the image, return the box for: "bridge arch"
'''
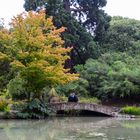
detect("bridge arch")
[48,103,118,117]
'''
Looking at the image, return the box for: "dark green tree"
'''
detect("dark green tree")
[24,0,110,66]
[46,4,98,65]
[24,0,110,39]
[101,16,140,54]
[75,53,140,100]
[45,0,110,40]
[24,0,46,11]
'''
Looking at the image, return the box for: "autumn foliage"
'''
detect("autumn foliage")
[0,10,78,99]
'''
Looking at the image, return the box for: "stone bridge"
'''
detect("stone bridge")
[48,102,120,117]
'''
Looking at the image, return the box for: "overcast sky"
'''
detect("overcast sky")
[0,0,25,27]
[104,0,140,20]
[0,0,140,27]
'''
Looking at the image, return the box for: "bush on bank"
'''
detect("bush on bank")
[121,106,140,115]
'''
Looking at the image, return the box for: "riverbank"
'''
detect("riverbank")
[0,107,140,119]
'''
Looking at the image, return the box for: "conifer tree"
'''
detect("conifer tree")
[24,0,110,66]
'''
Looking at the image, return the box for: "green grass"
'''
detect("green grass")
[121,106,140,115]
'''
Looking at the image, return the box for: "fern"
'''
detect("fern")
[17,99,55,119]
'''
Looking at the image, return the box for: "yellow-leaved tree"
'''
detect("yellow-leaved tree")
[0,10,78,100]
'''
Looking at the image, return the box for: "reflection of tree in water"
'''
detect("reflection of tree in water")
[100,119,140,140]
[121,119,140,129]
[0,118,140,140]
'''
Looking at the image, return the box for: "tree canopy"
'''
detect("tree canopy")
[101,16,140,54]
[0,10,78,100]
[24,0,110,66]
[24,0,110,38]
[74,17,140,100]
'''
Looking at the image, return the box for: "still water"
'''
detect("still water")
[0,117,140,140]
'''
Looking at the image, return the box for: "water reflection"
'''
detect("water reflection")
[0,117,140,140]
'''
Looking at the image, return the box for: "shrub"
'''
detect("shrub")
[17,99,55,119]
[7,76,27,100]
[0,99,9,112]
[79,97,101,104]
[48,88,58,97]
[56,78,89,97]
[59,96,67,102]
[121,106,140,115]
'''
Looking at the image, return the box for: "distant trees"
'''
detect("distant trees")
[74,17,140,100]
[101,16,140,54]
[75,53,140,100]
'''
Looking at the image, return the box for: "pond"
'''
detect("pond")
[0,117,140,140]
